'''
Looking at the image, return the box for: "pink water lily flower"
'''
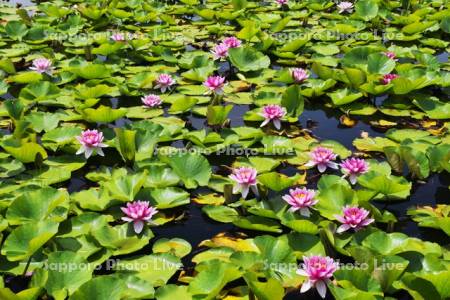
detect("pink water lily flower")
[381,73,399,85]
[305,147,338,173]
[111,32,125,42]
[76,129,108,159]
[334,205,374,233]
[29,58,53,75]
[229,167,258,199]
[141,94,162,108]
[260,104,286,130]
[337,1,353,13]
[222,37,241,48]
[121,201,158,234]
[291,68,309,83]
[204,75,226,94]
[340,157,369,184]
[282,187,318,217]
[384,51,397,61]
[297,255,337,298]
[155,74,175,93]
[212,43,229,60]
[276,0,288,5]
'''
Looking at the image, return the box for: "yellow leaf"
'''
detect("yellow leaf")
[339,115,357,127]
[199,233,259,252]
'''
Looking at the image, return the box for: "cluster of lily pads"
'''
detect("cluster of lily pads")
[0,0,449,299]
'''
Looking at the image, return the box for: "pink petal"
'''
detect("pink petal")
[288,206,299,213]
[300,280,312,293]
[260,118,270,127]
[300,208,311,217]
[84,147,93,159]
[273,119,281,130]
[318,164,327,173]
[336,224,351,233]
[232,183,241,194]
[315,280,327,299]
[361,218,374,226]
[250,185,259,197]
[334,214,346,223]
[241,185,249,199]
[133,220,145,234]
[327,162,339,169]
[304,161,316,167]
[97,148,105,156]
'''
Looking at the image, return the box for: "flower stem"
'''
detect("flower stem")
[22,257,32,277]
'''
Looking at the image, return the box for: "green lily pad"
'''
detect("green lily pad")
[19,82,60,103]
[228,47,271,72]
[202,205,239,223]
[45,251,93,300]
[152,238,192,258]
[155,285,192,300]
[102,169,147,201]
[69,276,125,300]
[233,216,282,233]
[281,85,304,117]
[92,223,154,256]
[368,53,396,74]
[159,152,211,189]
[188,260,241,298]
[70,64,112,79]
[147,187,190,209]
[0,139,47,163]
[8,72,43,84]
[355,0,379,21]
[82,105,127,123]
[327,88,364,106]
[257,172,303,192]
[6,187,69,225]
[413,98,450,119]
[113,253,181,286]
[1,220,59,261]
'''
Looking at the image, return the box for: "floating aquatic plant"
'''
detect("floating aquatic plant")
[76,129,108,159]
[203,75,226,95]
[340,157,369,184]
[282,187,318,217]
[121,201,158,234]
[154,74,175,93]
[305,147,339,173]
[334,205,374,233]
[337,1,354,13]
[29,58,53,75]
[229,166,259,199]
[0,0,448,299]
[141,94,162,108]
[260,104,287,129]
[297,255,337,298]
